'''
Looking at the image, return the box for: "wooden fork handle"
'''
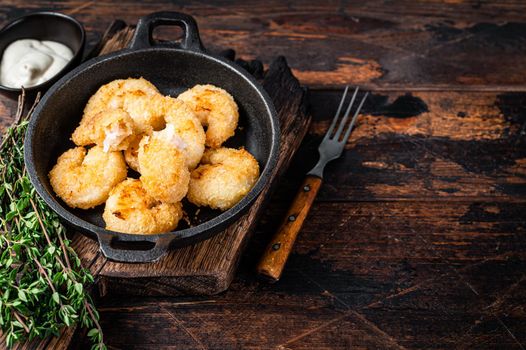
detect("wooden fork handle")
[257,175,322,282]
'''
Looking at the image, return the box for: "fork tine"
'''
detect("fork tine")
[341,92,368,144]
[323,85,349,140]
[333,87,359,140]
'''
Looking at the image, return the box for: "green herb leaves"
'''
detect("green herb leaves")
[0,94,105,349]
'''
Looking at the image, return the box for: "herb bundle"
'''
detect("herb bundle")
[0,93,105,349]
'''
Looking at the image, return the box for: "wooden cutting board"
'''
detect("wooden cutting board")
[72,21,311,297]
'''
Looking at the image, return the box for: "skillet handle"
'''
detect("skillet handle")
[97,232,172,263]
[129,11,204,51]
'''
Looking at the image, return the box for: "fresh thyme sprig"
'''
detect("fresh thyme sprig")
[0,92,105,349]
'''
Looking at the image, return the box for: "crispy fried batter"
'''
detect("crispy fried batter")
[122,92,166,133]
[187,147,259,211]
[71,108,136,152]
[81,77,164,134]
[49,146,127,209]
[163,97,205,169]
[103,178,183,234]
[178,84,239,148]
[83,77,159,118]
[138,132,190,203]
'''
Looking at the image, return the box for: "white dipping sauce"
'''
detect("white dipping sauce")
[0,39,73,88]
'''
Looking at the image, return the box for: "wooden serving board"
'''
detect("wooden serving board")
[72,22,310,296]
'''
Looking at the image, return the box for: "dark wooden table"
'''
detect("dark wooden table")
[1,1,526,349]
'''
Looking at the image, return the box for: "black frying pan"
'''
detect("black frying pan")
[24,12,279,263]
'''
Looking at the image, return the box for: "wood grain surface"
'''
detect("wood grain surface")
[0,1,525,349]
[1,1,526,91]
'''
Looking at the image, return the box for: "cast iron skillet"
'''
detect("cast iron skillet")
[24,12,279,263]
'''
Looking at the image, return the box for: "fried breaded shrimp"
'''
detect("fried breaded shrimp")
[178,84,239,148]
[138,131,190,203]
[187,147,259,211]
[82,78,164,134]
[83,77,159,118]
[163,97,205,169]
[122,92,166,133]
[49,146,127,209]
[103,178,183,234]
[71,108,136,152]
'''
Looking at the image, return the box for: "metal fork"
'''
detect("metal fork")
[257,86,368,282]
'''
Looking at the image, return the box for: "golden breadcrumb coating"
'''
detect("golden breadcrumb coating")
[177,84,239,148]
[83,77,159,118]
[81,77,163,134]
[49,146,127,209]
[71,108,135,152]
[138,132,190,203]
[163,97,205,169]
[103,178,183,234]
[122,92,166,134]
[187,147,259,211]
